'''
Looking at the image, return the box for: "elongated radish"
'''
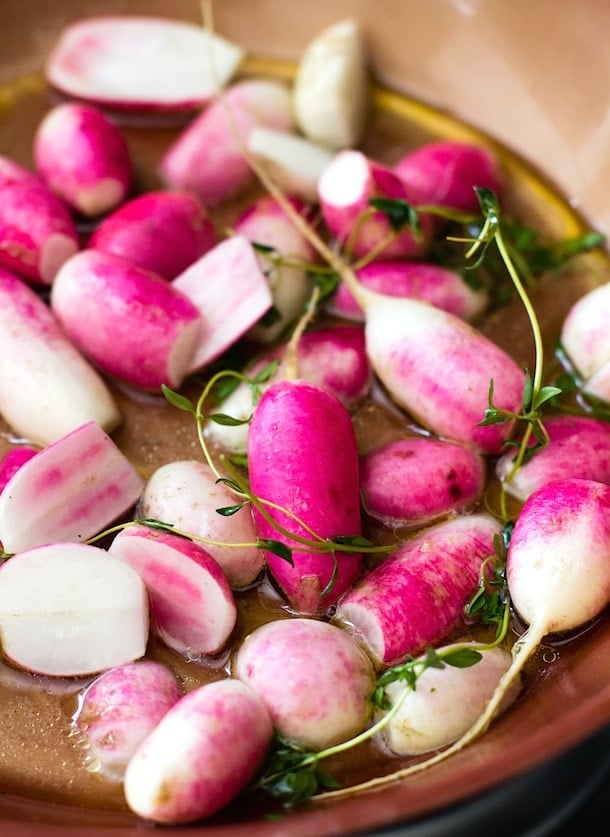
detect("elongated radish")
[0,420,143,554]
[123,678,273,824]
[361,437,486,527]
[0,447,38,495]
[334,513,502,667]
[234,617,374,749]
[89,191,216,280]
[247,380,362,615]
[45,16,244,112]
[108,523,237,658]
[0,542,148,676]
[51,250,202,391]
[0,267,121,446]
[73,660,181,781]
[34,103,133,217]
[140,460,264,589]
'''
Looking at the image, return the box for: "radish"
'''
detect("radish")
[293,19,369,150]
[123,678,273,824]
[159,79,294,206]
[34,103,133,217]
[89,191,216,280]
[360,437,486,527]
[582,358,610,403]
[44,16,244,112]
[51,249,202,391]
[233,617,375,750]
[0,420,143,554]
[0,447,38,495]
[0,266,121,446]
[559,280,610,379]
[172,235,273,371]
[334,513,503,667]
[139,460,264,589]
[108,523,237,659]
[0,542,148,676]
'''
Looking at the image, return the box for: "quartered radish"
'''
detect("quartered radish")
[334,513,503,667]
[45,16,244,112]
[0,266,121,446]
[89,191,216,280]
[172,235,273,371]
[73,660,181,781]
[233,617,375,749]
[140,460,264,589]
[123,679,273,824]
[0,447,38,495]
[51,249,202,390]
[0,420,143,555]
[108,523,237,659]
[0,542,148,676]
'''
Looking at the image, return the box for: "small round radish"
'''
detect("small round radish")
[233,617,375,750]
[123,678,273,824]
[140,460,264,589]
[51,249,202,391]
[0,542,148,677]
[89,191,216,280]
[34,103,133,217]
[360,437,486,527]
[0,447,38,495]
[73,660,181,781]
[559,280,610,379]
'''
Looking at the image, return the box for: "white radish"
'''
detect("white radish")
[0,420,143,554]
[45,16,244,112]
[0,542,148,676]
[123,679,273,824]
[0,266,121,446]
[108,523,237,659]
[559,280,610,379]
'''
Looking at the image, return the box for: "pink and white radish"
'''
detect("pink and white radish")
[51,249,202,391]
[0,420,143,554]
[159,79,294,205]
[559,280,610,379]
[0,266,121,446]
[0,447,38,495]
[123,678,273,824]
[334,513,502,667]
[233,617,375,749]
[89,191,216,280]
[73,660,181,781]
[0,542,148,676]
[293,19,369,150]
[361,437,486,528]
[140,460,264,589]
[45,16,244,112]
[34,103,133,217]
[172,235,272,371]
[247,379,363,615]
[108,523,237,658]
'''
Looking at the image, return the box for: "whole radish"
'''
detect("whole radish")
[0,447,38,495]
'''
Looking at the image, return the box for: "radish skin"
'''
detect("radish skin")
[0,447,38,495]
[123,679,273,824]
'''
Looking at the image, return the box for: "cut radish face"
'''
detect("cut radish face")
[0,542,149,677]
[45,16,244,112]
[0,420,143,554]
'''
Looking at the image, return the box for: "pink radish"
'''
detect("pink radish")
[334,513,503,667]
[108,523,237,658]
[44,16,244,112]
[233,617,375,750]
[0,420,143,554]
[159,79,294,206]
[247,379,363,615]
[360,437,486,527]
[172,235,273,371]
[73,660,181,781]
[89,191,216,280]
[0,447,38,495]
[0,266,121,446]
[123,678,273,824]
[559,280,610,379]
[51,249,202,391]
[34,103,133,217]
[140,460,264,589]
[394,140,502,212]
[0,542,148,676]
[318,150,434,260]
